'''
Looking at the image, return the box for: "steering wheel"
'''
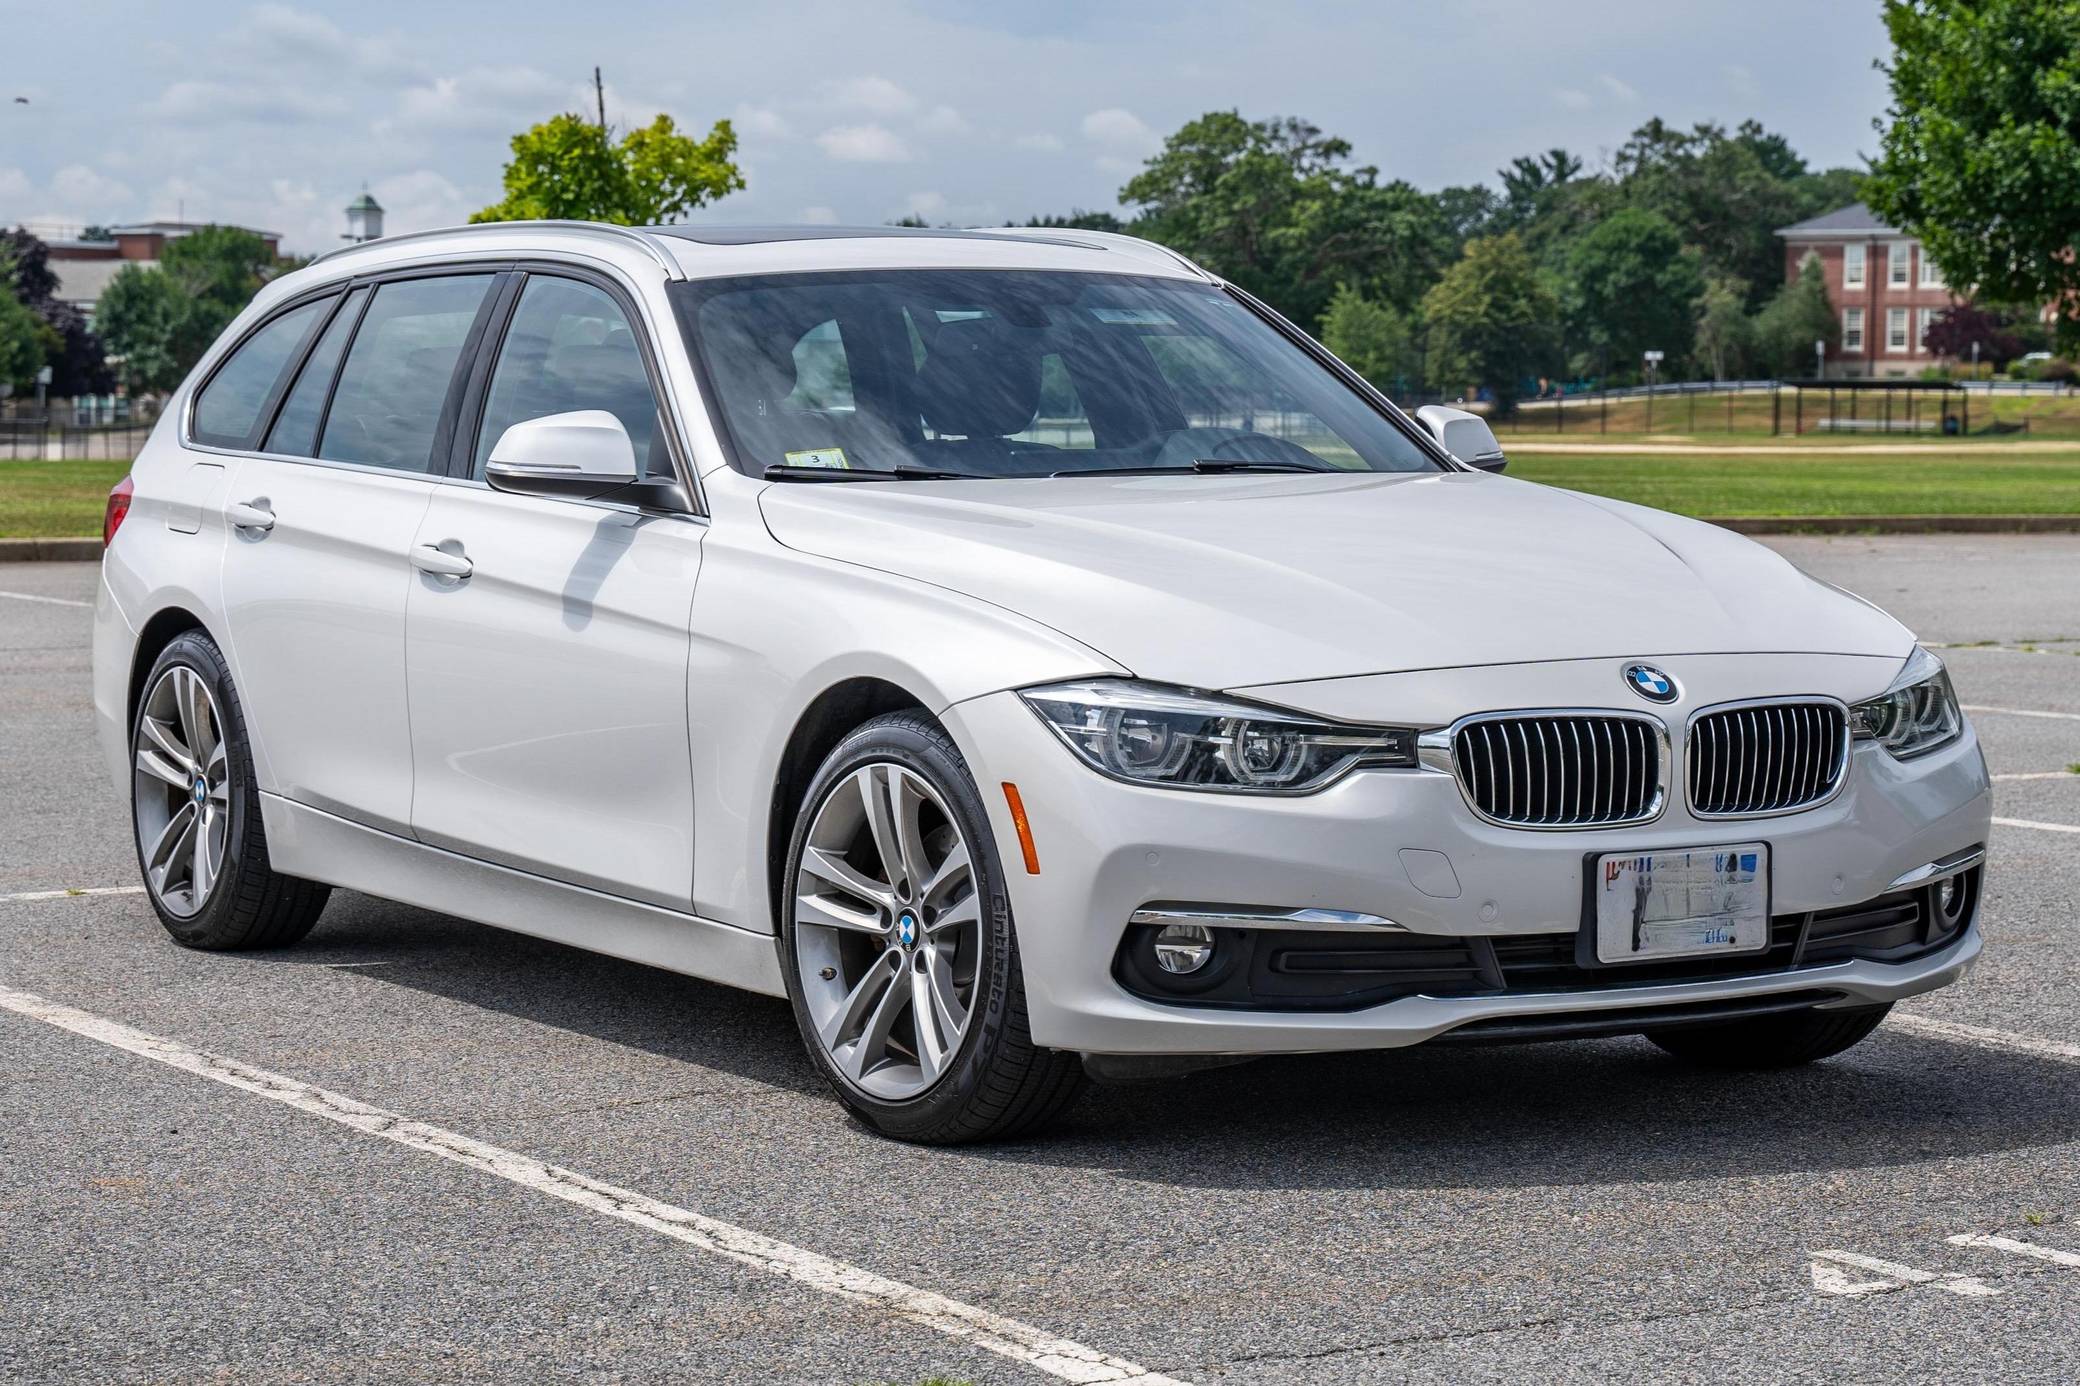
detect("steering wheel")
[1149,426,1326,471]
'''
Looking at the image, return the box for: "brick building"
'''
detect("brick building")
[1774,202,1963,378]
[40,221,282,325]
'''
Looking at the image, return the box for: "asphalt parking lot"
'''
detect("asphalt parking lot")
[3,535,2078,1384]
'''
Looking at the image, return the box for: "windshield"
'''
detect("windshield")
[673,270,1441,479]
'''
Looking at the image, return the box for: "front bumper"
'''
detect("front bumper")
[943,653,1993,1056]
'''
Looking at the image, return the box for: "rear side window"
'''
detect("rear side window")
[264,287,367,457]
[472,276,662,478]
[319,275,493,473]
[190,298,329,448]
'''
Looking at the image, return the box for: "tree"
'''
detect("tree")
[0,228,111,396]
[472,112,743,225]
[1320,284,1418,394]
[0,285,46,389]
[1922,304,2025,370]
[159,225,277,363]
[1693,275,1755,381]
[1752,252,1839,376]
[1420,233,1560,410]
[1025,210,1126,232]
[1866,0,2080,352]
[1120,112,1449,327]
[1563,207,1703,377]
[94,264,190,394]
[1613,118,1815,306]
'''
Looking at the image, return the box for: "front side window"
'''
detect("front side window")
[473,276,664,478]
[319,275,493,473]
[190,297,330,448]
[265,287,367,457]
[676,270,1438,479]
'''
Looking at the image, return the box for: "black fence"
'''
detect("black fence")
[0,418,158,462]
[1461,379,2039,437]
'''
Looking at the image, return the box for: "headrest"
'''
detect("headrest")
[914,316,1042,438]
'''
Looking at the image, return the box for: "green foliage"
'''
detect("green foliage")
[1752,252,1839,376]
[472,112,744,225]
[1693,275,1755,381]
[94,264,190,393]
[1420,233,1560,410]
[1320,285,1417,393]
[1120,112,1447,328]
[1025,209,1126,232]
[0,228,111,396]
[0,284,47,388]
[94,225,281,394]
[1866,0,2080,353]
[1563,208,1703,375]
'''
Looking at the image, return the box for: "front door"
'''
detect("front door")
[404,271,702,909]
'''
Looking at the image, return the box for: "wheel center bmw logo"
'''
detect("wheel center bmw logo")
[1623,663,1679,703]
[896,912,918,948]
[192,777,209,806]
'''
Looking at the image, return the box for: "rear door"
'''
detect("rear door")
[214,270,504,834]
[403,267,703,909]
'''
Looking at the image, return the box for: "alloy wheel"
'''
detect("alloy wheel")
[133,665,232,919]
[793,762,983,1100]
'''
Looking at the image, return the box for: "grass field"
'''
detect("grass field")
[6,450,2080,538]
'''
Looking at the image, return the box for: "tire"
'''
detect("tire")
[778,711,1084,1143]
[1646,1003,1892,1068]
[130,631,330,950]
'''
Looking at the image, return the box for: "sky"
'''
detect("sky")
[4,0,1897,256]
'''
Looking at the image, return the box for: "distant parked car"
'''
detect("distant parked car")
[93,222,1991,1142]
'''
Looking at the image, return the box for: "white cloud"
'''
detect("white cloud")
[1553,88,1592,110]
[916,104,968,136]
[1723,63,1759,99]
[1597,73,1639,102]
[1081,108,1158,154]
[148,79,345,125]
[734,103,793,139]
[50,164,134,212]
[240,3,422,86]
[905,190,947,219]
[799,204,840,224]
[371,168,472,234]
[1014,133,1065,154]
[827,75,915,116]
[0,167,33,202]
[384,67,568,135]
[816,124,912,163]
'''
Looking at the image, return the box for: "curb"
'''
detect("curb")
[0,537,102,562]
[1704,515,2080,535]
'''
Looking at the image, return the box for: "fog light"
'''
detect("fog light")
[1153,923,1214,974]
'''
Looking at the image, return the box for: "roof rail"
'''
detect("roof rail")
[311,220,682,277]
[964,226,1214,282]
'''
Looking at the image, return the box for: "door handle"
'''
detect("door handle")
[226,500,275,532]
[410,543,473,580]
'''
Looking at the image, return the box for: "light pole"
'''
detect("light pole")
[1815,338,1826,381]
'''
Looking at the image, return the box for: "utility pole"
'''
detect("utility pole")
[594,67,607,130]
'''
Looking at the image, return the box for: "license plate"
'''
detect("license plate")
[1592,844,1770,963]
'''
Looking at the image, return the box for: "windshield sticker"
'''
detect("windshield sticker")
[1091,307,1176,326]
[784,447,851,469]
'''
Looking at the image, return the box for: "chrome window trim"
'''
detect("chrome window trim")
[1417,707,1671,831]
[1684,694,1852,821]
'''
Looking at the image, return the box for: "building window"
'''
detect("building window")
[1843,307,1865,352]
[1889,242,1911,288]
[1887,307,1909,352]
[1919,307,1941,353]
[1919,253,1944,290]
[1843,244,1866,290]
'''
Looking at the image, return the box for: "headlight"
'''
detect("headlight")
[1019,679,1415,793]
[1849,646,1963,759]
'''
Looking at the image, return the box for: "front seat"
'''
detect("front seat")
[912,316,1048,474]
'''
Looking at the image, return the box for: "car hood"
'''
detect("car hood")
[757,470,1913,690]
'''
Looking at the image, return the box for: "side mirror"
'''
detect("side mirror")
[486,410,640,499]
[1415,405,1507,473]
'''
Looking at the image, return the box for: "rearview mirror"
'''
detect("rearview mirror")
[1415,405,1507,473]
[486,410,641,499]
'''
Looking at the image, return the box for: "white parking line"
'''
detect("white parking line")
[1808,1249,1999,1297]
[1890,1013,2080,1063]
[1994,816,2080,835]
[0,885,146,904]
[0,985,1189,1386]
[0,589,92,608]
[1991,772,2079,782]
[1948,1233,2080,1269]
[1964,704,2080,722]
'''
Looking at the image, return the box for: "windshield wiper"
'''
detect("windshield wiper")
[762,463,973,482]
[1053,458,1339,478]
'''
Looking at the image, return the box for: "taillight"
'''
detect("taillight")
[103,475,134,549]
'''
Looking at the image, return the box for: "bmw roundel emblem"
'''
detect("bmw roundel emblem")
[1622,663,1679,704]
[896,912,918,948]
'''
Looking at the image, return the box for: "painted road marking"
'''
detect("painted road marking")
[1890,1013,2080,1063]
[1991,772,2079,782]
[1949,1233,2080,1269]
[1808,1250,1999,1298]
[1994,816,2080,835]
[0,985,1190,1386]
[1965,704,2080,722]
[0,589,92,608]
[0,885,147,904]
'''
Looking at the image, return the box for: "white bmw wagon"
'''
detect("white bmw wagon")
[93,222,1992,1142]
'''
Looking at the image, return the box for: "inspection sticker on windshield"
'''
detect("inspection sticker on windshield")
[1593,844,1769,963]
[783,447,850,469]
